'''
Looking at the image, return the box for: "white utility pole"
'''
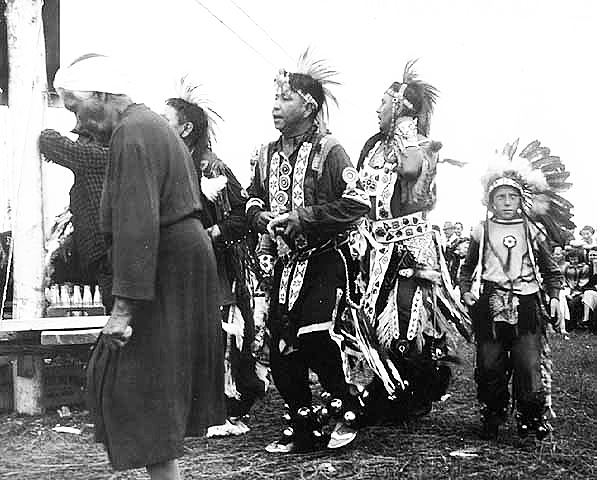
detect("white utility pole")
[5,0,47,414]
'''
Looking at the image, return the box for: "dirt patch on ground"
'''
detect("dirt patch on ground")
[0,332,596,479]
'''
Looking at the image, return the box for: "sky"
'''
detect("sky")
[9,0,597,233]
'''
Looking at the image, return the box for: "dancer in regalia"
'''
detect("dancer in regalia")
[342,61,472,424]
[163,78,267,436]
[246,49,370,453]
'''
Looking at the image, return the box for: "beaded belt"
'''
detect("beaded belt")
[370,211,430,243]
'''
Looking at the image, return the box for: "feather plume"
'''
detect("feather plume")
[176,74,223,143]
[501,138,520,160]
[375,281,401,349]
[519,139,540,157]
[544,170,571,184]
[532,155,563,171]
[439,158,467,168]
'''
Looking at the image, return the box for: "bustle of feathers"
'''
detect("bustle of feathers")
[176,74,223,144]
[397,59,439,137]
[294,47,341,132]
[482,139,575,243]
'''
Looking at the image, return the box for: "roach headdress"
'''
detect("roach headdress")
[275,47,340,132]
[175,74,223,145]
[481,139,575,243]
[386,59,439,137]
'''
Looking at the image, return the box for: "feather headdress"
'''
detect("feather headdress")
[386,59,439,136]
[175,74,223,144]
[482,139,575,243]
[275,47,340,131]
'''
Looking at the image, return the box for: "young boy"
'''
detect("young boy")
[459,151,565,441]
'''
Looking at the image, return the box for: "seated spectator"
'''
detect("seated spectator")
[580,246,597,332]
[449,236,470,287]
[443,221,456,245]
[579,225,595,252]
[453,221,464,239]
[442,221,458,275]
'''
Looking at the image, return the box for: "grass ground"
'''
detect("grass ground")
[0,330,596,480]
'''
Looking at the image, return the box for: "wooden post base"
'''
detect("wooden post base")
[13,353,44,415]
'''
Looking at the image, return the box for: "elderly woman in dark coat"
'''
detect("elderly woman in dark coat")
[53,55,224,480]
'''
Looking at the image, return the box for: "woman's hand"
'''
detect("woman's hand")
[101,297,135,350]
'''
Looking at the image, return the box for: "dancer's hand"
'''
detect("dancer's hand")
[255,211,275,233]
[207,225,222,244]
[267,211,302,240]
[550,297,563,326]
[462,291,478,307]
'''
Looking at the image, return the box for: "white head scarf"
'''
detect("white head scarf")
[53,54,133,96]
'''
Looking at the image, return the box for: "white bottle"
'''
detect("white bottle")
[82,285,93,306]
[93,285,102,307]
[51,285,60,305]
[72,285,83,307]
[59,284,69,307]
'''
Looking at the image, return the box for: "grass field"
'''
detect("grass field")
[0,330,596,480]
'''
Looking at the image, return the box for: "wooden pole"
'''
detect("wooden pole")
[5,0,47,414]
[0,108,8,232]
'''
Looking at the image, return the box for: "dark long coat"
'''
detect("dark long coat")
[87,104,225,470]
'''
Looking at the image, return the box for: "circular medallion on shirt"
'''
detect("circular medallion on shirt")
[274,190,289,207]
[342,167,358,187]
[279,174,291,190]
[503,235,517,249]
[280,161,292,176]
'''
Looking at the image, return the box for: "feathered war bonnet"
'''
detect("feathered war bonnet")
[481,139,575,243]
[274,47,340,132]
[169,74,223,149]
[386,59,439,137]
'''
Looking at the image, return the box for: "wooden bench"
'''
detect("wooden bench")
[0,315,107,414]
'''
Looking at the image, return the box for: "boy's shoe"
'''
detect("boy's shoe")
[517,407,553,441]
[534,417,553,441]
[516,415,530,439]
[518,415,552,441]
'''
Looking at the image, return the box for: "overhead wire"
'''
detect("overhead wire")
[189,0,278,68]
[187,0,370,128]
[224,0,294,61]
